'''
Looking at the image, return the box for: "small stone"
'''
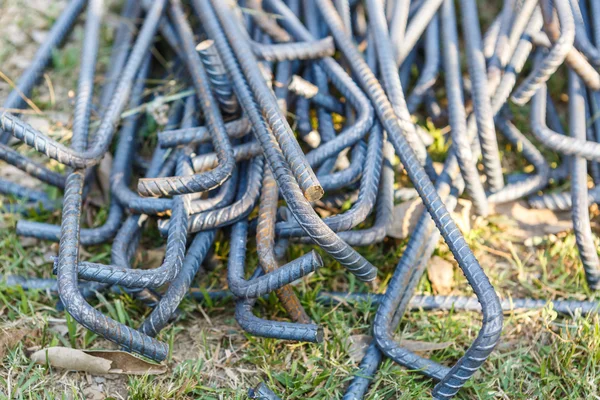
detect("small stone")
[83,386,104,400]
[5,25,28,47]
[31,30,48,45]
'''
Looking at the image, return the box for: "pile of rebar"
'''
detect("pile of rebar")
[2,0,600,397]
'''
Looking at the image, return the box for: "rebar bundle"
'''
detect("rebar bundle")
[1,0,600,398]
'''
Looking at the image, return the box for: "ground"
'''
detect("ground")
[1,1,599,399]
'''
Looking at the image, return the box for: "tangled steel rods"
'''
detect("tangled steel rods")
[2,0,600,397]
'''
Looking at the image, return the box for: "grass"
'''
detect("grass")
[1,1,600,399]
[2,233,600,399]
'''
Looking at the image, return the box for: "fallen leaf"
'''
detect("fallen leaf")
[334,148,351,171]
[143,249,165,270]
[348,334,372,364]
[432,162,445,175]
[427,256,454,295]
[31,348,112,374]
[48,323,69,337]
[22,115,51,133]
[388,198,424,239]
[86,350,167,375]
[30,347,167,375]
[97,153,112,203]
[389,196,472,239]
[0,165,41,190]
[302,130,321,148]
[347,335,451,363]
[489,200,572,239]
[452,199,473,234]
[19,237,38,248]
[399,339,452,353]
[0,328,33,359]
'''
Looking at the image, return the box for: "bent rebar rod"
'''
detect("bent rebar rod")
[439,0,489,216]
[56,0,168,362]
[459,0,504,193]
[257,169,313,323]
[157,118,252,148]
[569,69,600,290]
[197,40,239,115]
[308,0,503,396]
[15,52,153,244]
[0,0,167,168]
[227,214,323,300]
[195,0,378,282]
[73,193,188,289]
[209,3,325,202]
[136,0,235,197]
[511,0,574,105]
[250,36,336,61]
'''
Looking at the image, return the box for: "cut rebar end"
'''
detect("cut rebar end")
[310,250,324,268]
[304,185,324,201]
[196,39,214,52]
[315,326,325,343]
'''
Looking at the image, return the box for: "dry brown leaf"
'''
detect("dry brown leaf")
[347,334,451,363]
[489,200,572,239]
[97,153,112,203]
[389,196,473,240]
[427,256,454,295]
[388,194,473,239]
[48,323,69,337]
[399,339,452,353]
[32,347,113,374]
[85,350,167,375]
[0,328,32,359]
[316,208,333,218]
[388,198,424,239]
[22,115,50,133]
[348,334,372,364]
[0,165,41,190]
[453,199,473,234]
[30,347,167,375]
[143,249,165,270]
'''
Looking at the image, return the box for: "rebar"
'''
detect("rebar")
[2,0,600,397]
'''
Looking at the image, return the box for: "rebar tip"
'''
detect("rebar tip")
[303,130,321,148]
[304,185,324,201]
[196,39,214,52]
[315,326,325,343]
[310,249,324,268]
